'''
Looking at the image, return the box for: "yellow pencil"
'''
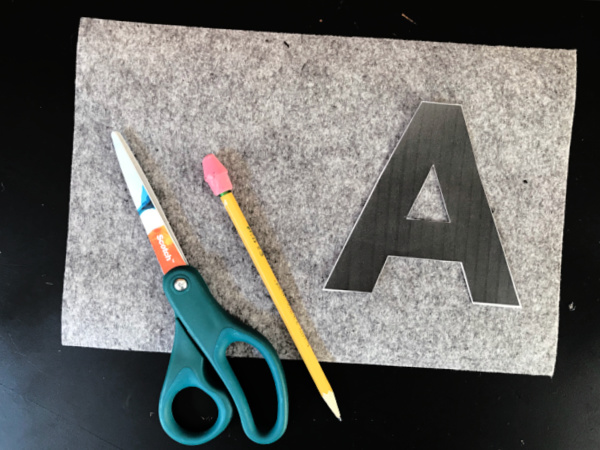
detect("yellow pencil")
[203,154,341,421]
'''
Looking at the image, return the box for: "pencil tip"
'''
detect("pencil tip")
[322,391,341,420]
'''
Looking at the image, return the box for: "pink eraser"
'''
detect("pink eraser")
[202,154,233,196]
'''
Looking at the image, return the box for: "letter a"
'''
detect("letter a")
[325,102,520,307]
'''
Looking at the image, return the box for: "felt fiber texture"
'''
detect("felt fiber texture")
[406,166,450,223]
[63,18,576,375]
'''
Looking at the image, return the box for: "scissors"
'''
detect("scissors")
[110,132,289,445]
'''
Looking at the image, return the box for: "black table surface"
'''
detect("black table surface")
[2,2,600,449]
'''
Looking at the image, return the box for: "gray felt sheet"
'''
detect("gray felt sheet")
[63,18,577,376]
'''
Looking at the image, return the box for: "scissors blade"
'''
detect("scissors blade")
[111,131,188,274]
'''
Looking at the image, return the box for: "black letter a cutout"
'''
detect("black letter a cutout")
[325,102,520,307]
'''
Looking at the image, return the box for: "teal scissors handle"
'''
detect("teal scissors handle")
[158,266,289,445]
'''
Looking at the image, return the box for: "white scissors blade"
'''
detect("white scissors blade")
[111,131,188,273]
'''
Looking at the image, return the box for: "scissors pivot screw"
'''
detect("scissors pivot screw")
[173,278,188,291]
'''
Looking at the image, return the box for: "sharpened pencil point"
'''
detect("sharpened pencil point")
[322,390,341,421]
